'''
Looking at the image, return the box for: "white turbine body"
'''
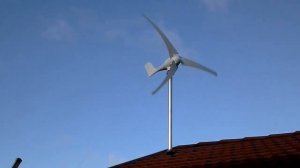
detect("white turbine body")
[144,16,217,151]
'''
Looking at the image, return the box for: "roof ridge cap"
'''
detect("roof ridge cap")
[194,131,300,146]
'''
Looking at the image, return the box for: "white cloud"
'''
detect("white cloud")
[199,0,233,12]
[102,18,144,42]
[42,19,75,41]
[39,8,184,54]
[102,17,185,56]
[104,29,126,42]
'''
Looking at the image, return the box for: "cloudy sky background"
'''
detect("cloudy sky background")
[1,0,300,167]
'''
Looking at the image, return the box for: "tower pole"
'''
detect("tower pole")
[168,77,173,151]
[12,158,22,168]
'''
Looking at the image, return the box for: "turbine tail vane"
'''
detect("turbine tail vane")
[145,62,157,77]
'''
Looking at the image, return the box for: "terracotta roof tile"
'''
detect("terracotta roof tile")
[111,131,300,168]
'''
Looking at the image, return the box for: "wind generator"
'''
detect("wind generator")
[144,16,217,151]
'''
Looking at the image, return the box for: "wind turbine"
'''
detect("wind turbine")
[144,16,217,151]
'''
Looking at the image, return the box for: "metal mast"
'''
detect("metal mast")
[168,77,173,151]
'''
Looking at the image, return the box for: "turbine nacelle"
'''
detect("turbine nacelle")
[162,55,181,70]
[145,55,180,77]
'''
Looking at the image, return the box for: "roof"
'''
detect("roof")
[110,131,300,168]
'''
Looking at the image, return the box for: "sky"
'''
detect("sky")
[1,0,300,167]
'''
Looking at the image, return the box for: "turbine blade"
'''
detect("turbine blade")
[144,15,178,58]
[152,62,178,95]
[181,57,218,76]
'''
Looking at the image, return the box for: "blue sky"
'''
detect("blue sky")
[1,0,300,167]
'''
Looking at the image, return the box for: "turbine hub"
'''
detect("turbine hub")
[172,55,181,65]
